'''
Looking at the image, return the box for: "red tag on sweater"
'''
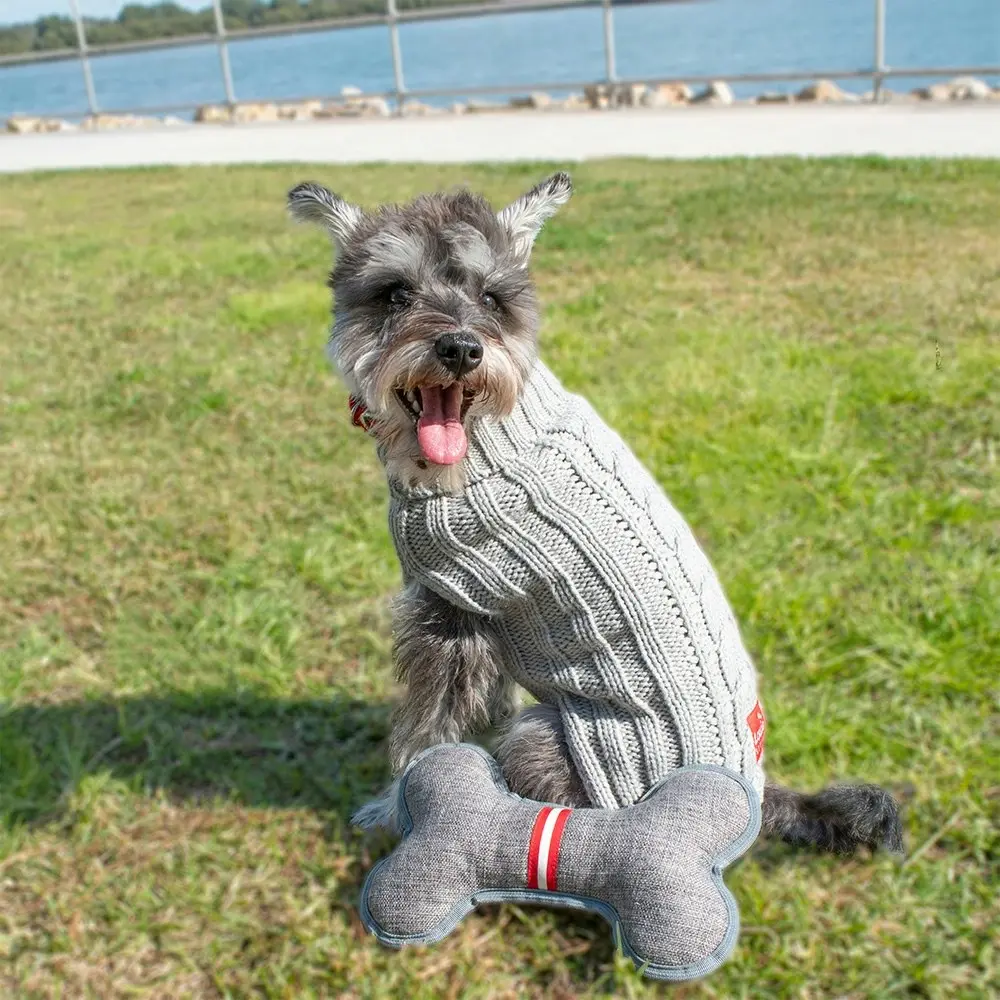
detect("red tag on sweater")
[747,700,766,762]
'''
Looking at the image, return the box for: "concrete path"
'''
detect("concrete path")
[2,105,998,172]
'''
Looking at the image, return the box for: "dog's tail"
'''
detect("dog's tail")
[761,781,904,854]
[352,779,404,835]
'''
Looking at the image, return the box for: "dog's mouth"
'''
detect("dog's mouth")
[396,384,477,466]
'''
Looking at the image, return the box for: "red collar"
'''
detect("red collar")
[349,395,377,431]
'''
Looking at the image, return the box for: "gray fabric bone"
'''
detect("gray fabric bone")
[359,743,761,981]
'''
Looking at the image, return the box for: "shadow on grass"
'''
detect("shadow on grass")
[1,690,626,982]
[0,690,392,831]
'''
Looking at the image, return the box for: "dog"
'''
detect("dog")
[288,172,903,855]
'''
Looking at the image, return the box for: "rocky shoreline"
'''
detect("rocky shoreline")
[7,76,999,134]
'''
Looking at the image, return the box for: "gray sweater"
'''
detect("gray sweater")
[385,362,766,808]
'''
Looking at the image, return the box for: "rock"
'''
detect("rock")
[607,83,647,107]
[194,103,231,124]
[558,93,590,111]
[862,88,902,103]
[756,91,792,104]
[465,100,503,114]
[583,82,651,109]
[796,79,851,103]
[82,113,160,130]
[231,102,280,123]
[7,116,41,133]
[509,92,552,110]
[584,83,609,110]
[338,89,390,117]
[912,81,952,102]
[328,103,364,117]
[948,76,991,100]
[691,80,734,106]
[277,102,314,121]
[360,96,390,117]
[401,101,437,117]
[914,77,991,101]
[162,115,186,127]
[642,81,691,107]
[7,116,75,133]
[273,99,324,120]
[317,96,388,118]
[450,102,467,115]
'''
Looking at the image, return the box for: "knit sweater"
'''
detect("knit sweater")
[384,362,766,808]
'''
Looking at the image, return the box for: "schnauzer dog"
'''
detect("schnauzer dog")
[288,172,903,855]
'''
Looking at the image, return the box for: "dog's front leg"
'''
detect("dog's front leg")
[388,582,507,771]
[353,582,506,832]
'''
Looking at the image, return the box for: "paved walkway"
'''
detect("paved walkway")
[2,105,998,172]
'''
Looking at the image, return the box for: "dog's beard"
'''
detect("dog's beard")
[331,328,536,491]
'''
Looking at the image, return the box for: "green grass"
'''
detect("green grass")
[0,159,997,999]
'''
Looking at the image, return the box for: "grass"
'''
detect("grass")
[0,159,997,999]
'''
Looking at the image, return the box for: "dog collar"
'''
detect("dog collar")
[349,395,377,431]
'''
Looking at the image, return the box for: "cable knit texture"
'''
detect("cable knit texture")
[383,362,765,808]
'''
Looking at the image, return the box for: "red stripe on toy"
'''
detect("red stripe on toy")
[526,806,552,889]
[545,808,572,892]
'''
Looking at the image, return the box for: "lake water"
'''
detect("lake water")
[1,0,997,119]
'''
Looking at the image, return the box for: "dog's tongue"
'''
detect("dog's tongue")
[417,384,467,465]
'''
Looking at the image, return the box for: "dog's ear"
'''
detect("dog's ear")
[497,172,572,261]
[287,181,365,250]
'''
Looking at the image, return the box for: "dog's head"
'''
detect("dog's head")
[288,172,572,489]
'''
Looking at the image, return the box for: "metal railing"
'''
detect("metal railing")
[2,0,998,120]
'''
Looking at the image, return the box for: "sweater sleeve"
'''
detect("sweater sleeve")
[389,489,530,618]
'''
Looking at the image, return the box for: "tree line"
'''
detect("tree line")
[0,0,470,56]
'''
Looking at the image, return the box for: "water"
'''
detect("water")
[1,0,997,119]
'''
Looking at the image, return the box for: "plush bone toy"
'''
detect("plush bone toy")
[359,744,761,981]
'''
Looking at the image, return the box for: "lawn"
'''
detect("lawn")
[0,159,997,999]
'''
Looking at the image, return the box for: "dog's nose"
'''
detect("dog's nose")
[435,332,483,378]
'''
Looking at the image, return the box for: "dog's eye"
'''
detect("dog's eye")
[480,292,499,311]
[388,286,412,308]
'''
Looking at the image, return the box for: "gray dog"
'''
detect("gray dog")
[288,172,902,855]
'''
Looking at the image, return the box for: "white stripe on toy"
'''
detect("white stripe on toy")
[536,807,570,891]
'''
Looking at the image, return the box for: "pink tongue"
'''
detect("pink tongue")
[416,384,467,465]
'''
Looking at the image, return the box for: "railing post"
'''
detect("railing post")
[873,0,886,103]
[601,0,617,84]
[386,0,407,115]
[211,0,237,109]
[67,0,99,115]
